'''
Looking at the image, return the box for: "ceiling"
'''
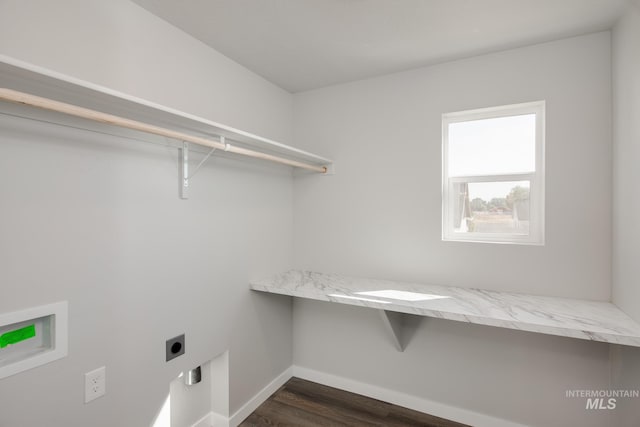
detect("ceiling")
[132,0,629,93]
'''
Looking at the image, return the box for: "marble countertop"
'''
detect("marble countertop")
[251,270,640,347]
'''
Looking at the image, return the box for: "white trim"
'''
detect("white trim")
[210,412,230,427]
[190,412,213,427]
[449,173,534,183]
[442,101,545,245]
[442,101,544,123]
[188,411,230,427]
[292,365,530,427]
[189,412,231,427]
[228,366,293,426]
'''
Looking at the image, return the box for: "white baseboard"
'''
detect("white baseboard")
[190,411,230,427]
[210,412,230,427]
[195,365,527,427]
[228,366,293,427]
[190,412,213,427]
[292,365,529,427]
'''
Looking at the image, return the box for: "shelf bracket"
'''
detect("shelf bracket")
[179,141,189,199]
[378,310,423,352]
[379,310,406,352]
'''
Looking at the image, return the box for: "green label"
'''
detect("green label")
[0,324,36,348]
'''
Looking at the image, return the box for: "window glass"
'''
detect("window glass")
[448,114,536,176]
[452,181,530,235]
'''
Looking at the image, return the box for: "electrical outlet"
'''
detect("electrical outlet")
[166,334,185,362]
[84,366,106,403]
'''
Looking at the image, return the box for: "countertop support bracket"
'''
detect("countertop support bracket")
[179,141,189,199]
[379,310,408,352]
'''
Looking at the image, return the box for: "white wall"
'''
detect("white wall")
[292,33,614,426]
[0,1,294,426]
[0,2,635,426]
[612,0,640,324]
[294,32,611,300]
[0,0,292,144]
[611,4,640,426]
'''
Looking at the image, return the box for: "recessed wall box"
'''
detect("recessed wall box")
[166,334,185,362]
[0,301,68,380]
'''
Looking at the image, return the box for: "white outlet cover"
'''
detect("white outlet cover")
[85,366,106,403]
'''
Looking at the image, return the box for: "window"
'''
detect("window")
[442,101,545,244]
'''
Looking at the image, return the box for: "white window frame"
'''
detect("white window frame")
[442,101,545,245]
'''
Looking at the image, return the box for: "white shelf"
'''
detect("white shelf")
[251,271,640,350]
[0,54,332,168]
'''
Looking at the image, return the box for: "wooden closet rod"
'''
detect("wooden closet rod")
[0,88,327,173]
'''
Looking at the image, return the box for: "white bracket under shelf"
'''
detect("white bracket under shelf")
[379,310,405,352]
[378,310,423,352]
[179,141,189,199]
[322,162,335,175]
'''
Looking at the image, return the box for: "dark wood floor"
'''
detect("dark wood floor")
[239,377,470,427]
